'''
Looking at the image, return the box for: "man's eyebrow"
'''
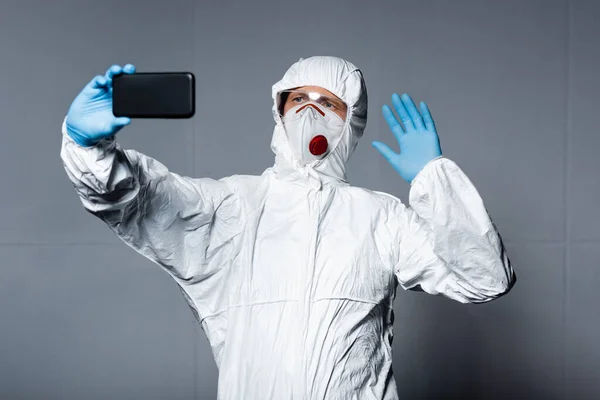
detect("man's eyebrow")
[331,97,346,107]
[324,93,344,104]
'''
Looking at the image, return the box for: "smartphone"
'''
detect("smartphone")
[112,72,195,118]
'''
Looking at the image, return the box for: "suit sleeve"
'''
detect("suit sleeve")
[386,157,516,304]
[59,116,242,283]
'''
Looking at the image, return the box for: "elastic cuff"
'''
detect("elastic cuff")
[62,116,113,149]
[409,156,445,187]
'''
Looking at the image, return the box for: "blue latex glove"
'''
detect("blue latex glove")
[372,93,442,184]
[66,64,136,147]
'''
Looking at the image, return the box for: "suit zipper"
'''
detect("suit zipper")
[300,188,321,399]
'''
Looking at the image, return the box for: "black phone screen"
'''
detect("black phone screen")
[112,72,195,119]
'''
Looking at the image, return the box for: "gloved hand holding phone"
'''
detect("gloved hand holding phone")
[66,64,136,147]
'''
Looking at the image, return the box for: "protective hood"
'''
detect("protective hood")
[270,56,368,187]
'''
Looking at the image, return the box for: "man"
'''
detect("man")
[61,56,516,399]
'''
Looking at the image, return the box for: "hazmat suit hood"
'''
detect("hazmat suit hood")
[270,56,368,186]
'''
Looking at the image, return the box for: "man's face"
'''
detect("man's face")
[282,86,348,121]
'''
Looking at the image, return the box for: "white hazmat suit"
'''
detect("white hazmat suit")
[60,56,516,400]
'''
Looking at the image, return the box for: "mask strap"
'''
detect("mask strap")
[295,103,326,116]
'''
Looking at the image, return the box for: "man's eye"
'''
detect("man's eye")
[324,101,335,109]
[292,97,304,102]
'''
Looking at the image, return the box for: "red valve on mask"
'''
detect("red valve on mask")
[309,135,328,156]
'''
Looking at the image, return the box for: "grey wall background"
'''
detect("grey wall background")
[0,0,597,399]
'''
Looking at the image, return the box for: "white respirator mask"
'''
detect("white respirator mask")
[282,101,346,166]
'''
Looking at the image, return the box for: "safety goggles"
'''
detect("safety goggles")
[278,89,347,115]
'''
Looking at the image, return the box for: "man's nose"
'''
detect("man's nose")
[296,103,325,117]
